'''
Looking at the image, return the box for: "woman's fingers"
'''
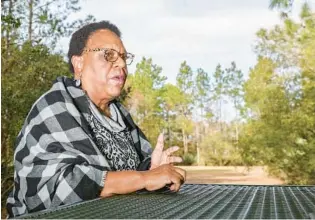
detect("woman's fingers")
[164,146,180,155]
[169,183,180,192]
[162,146,182,165]
[155,133,164,151]
[144,164,186,192]
[168,156,183,164]
[169,184,176,191]
[174,167,186,182]
[169,170,184,192]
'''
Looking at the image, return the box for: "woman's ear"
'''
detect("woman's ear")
[71,56,83,78]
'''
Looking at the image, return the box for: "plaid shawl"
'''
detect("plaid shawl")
[6,76,152,217]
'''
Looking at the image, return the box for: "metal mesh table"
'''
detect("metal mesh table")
[19,184,315,219]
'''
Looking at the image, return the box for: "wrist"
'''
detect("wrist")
[139,171,147,190]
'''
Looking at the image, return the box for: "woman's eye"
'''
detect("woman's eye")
[106,50,115,59]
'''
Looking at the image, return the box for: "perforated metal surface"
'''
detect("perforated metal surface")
[19,184,315,219]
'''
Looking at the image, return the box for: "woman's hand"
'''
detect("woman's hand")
[100,164,186,197]
[150,133,183,170]
[142,164,186,192]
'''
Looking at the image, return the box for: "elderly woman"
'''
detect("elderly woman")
[7,21,186,217]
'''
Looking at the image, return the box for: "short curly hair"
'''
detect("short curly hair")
[67,20,121,73]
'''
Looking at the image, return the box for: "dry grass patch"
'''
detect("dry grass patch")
[178,166,284,185]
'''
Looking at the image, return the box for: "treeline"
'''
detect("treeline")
[2,4,315,214]
[239,3,315,184]
[122,58,245,167]
[122,2,315,185]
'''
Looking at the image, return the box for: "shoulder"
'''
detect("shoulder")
[25,76,84,124]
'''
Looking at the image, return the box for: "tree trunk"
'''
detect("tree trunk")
[235,123,239,142]
[182,128,187,154]
[219,98,222,131]
[28,0,33,42]
[6,135,11,165]
[235,105,239,145]
[4,0,14,56]
[167,110,171,147]
[197,146,200,165]
[195,122,200,165]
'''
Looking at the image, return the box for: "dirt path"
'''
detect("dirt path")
[178,166,284,185]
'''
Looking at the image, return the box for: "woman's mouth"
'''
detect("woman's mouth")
[110,75,125,85]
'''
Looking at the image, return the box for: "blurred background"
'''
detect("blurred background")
[1,0,315,217]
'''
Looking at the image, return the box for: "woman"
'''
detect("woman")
[7,21,186,217]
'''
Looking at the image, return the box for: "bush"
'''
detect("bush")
[182,153,196,165]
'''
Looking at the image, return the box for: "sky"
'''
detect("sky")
[58,0,314,84]
[57,0,314,120]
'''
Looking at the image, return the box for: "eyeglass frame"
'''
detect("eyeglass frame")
[83,48,135,65]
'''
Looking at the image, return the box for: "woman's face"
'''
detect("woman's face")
[80,29,128,102]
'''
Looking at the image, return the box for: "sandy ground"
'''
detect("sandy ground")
[178,166,284,185]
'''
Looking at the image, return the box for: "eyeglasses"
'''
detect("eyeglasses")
[83,48,135,65]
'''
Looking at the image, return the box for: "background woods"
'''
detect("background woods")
[1,0,315,216]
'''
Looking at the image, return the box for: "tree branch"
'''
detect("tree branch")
[33,0,55,11]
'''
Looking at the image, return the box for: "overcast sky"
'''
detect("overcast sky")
[59,0,314,84]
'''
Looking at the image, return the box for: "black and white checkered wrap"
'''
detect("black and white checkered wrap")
[6,76,152,217]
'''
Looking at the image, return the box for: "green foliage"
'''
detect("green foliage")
[160,84,186,146]
[125,57,166,144]
[176,61,194,94]
[209,62,245,123]
[200,129,243,166]
[176,62,195,154]
[269,0,293,10]
[1,42,71,217]
[1,0,95,49]
[182,153,196,165]
[162,84,186,110]
[195,68,212,117]
[225,62,244,112]
[1,42,71,165]
[1,14,21,30]
[240,5,315,184]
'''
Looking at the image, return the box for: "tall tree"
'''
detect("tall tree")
[225,62,245,143]
[2,0,95,49]
[176,61,194,154]
[195,68,211,118]
[176,61,194,94]
[211,64,229,125]
[125,57,166,145]
[194,68,211,164]
[1,0,21,56]
[225,62,244,114]
[161,83,186,147]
